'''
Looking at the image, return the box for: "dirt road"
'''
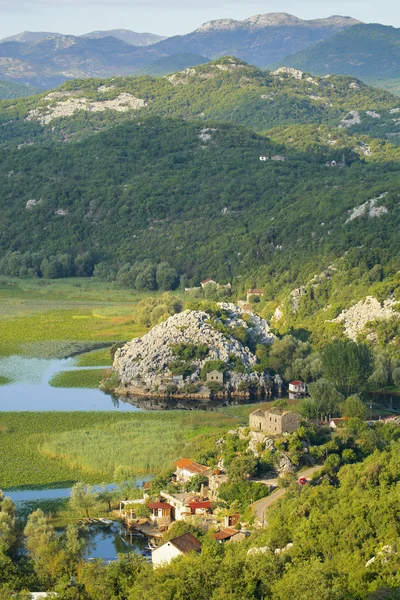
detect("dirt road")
[252,465,323,526]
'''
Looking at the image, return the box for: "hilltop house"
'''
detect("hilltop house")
[200,278,218,288]
[175,458,211,483]
[259,155,268,161]
[249,408,301,434]
[206,370,224,385]
[288,380,307,400]
[247,288,264,303]
[152,533,202,567]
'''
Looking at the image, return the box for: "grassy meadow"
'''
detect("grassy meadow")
[0,408,263,489]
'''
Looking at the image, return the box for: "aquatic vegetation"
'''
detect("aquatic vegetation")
[0,375,11,386]
[75,348,112,367]
[0,410,248,489]
[49,369,107,389]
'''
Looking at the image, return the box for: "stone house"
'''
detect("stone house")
[288,380,307,400]
[206,370,224,385]
[175,458,211,483]
[152,533,202,567]
[249,408,301,434]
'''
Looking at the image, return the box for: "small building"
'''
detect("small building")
[206,370,224,385]
[212,528,247,543]
[152,533,202,567]
[288,380,307,400]
[224,513,241,528]
[247,288,264,303]
[249,408,301,435]
[259,155,268,162]
[200,278,218,288]
[147,502,173,524]
[188,500,212,515]
[270,155,287,161]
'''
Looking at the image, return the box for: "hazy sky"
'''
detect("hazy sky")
[0,0,399,38]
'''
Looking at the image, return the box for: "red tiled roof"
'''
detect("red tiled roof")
[176,458,210,474]
[147,502,173,510]
[290,380,304,386]
[201,278,216,284]
[176,458,195,469]
[212,528,238,541]
[170,533,202,554]
[247,289,264,294]
[188,501,212,510]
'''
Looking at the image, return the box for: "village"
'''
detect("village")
[114,405,318,568]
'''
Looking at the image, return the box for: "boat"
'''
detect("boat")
[98,518,114,526]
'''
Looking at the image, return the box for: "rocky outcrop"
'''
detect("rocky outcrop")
[113,305,275,393]
[26,93,147,125]
[330,296,399,341]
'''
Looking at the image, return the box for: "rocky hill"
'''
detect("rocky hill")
[0,13,360,89]
[113,305,275,395]
[4,58,399,145]
[154,13,359,69]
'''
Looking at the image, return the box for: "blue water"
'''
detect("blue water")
[0,356,138,411]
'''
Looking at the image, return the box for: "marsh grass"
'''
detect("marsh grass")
[0,375,11,386]
[75,348,112,367]
[49,369,107,389]
[0,411,245,489]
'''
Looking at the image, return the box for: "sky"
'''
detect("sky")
[0,0,399,39]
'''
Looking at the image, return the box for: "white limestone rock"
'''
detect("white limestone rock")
[114,306,275,391]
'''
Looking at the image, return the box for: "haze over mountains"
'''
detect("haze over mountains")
[0,13,370,90]
[0,29,165,46]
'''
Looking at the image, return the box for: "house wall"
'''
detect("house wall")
[281,412,302,433]
[152,543,182,567]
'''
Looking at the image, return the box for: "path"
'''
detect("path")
[252,465,323,526]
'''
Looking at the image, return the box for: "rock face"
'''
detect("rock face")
[113,305,275,393]
[331,296,399,341]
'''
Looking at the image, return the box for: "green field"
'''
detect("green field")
[75,348,113,367]
[0,409,260,489]
[49,369,107,389]
[0,278,155,358]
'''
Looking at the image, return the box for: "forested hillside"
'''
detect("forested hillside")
[1,58,399,150]
[0,81,40,100]
[282,24,400,95]
[0,57,400,331]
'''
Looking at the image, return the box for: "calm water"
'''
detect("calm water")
[81,523,148,561]
[0,356,139,411]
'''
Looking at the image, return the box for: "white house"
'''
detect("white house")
[288,380,307,399]
[259,155,268,161]
[151,533,202,567]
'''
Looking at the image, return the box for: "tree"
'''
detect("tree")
[322,341,373,395]
[340,395,368,420]
[156,262,178,290]
[228,453,258,482]
[308,379,344,419]
[69,483,99,519]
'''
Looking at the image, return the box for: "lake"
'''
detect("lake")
[0,356,139,411]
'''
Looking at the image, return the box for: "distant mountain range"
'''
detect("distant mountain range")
[281,24,400,79]
[0,14,399,94]
[0,29,165,46]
